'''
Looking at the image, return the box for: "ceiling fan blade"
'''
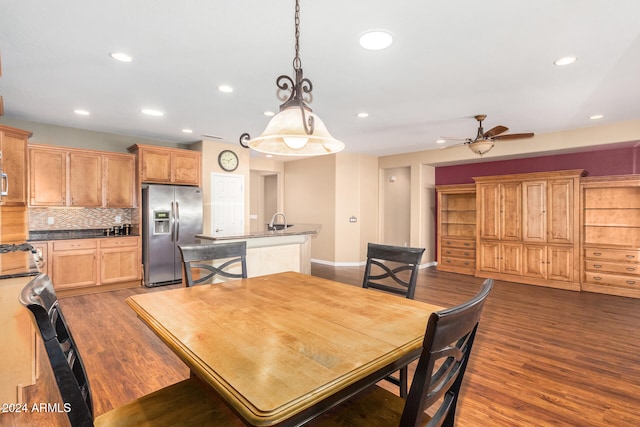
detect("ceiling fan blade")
[439,136,469,141]
[484,125,508,138]
[493,132,534,141]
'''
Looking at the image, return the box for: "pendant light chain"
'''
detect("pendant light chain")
[293,0,301,71]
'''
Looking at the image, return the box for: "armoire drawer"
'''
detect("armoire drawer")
[441,256,476,269]
[441,247,475,260]
[584,247,640,262]
[584,271,639,289]
[584,260,639,275]
[442,238,475,250]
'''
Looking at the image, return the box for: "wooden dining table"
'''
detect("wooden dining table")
[126,271,442,426]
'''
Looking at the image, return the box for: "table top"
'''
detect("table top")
[126,271,442,426]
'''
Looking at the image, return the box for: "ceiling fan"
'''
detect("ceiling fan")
[442,114,534,155]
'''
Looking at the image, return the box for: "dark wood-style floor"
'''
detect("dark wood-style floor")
[3,266,640,426]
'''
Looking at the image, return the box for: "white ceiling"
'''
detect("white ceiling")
[1,0,640,158]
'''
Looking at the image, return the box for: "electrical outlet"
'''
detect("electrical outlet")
[47,217,55,225]
[115,215,122,224]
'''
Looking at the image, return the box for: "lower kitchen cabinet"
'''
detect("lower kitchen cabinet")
[37,236,141,295]
[100,237,140,284]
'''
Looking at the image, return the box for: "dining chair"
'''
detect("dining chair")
[178,241,247,287]
[20,273,246,427]
[362,242,426,397]
[308,278,493,427]
[308,279,493,427]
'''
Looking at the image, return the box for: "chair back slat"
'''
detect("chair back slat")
[400,278,493,427]
[178,242,247,287]
[20,274,94,427]
[362,243,425,299]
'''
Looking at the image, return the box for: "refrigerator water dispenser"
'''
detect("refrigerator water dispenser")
[153,210,171,234]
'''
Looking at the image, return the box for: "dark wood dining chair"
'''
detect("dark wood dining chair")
[20,273,246,427]
[308,278,493,427]
[178,241,247,287]
[362,242,426,397]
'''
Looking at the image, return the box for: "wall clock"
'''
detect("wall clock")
[218,149,239,172]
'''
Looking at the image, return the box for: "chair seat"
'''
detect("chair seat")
[94,377,244,427]
[308,385,428,427]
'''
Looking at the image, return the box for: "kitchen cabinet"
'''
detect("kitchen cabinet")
[69,151,102,207]
[104,154,135,207]
[50,239,98,289]
[581,175,640,298]
[29,145,136,208]
[128,143,201,186]
[436,184,476,274]
[100,237,140,284]
[1,124,31,207]
[41,236,141,295]
[29,146,66,206]
[474,170,583,291]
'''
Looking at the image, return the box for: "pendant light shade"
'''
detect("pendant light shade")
[248,107,344,156]
[468,140,494,155]
[240,0,344,157]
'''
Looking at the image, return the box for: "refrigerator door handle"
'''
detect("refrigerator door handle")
[1,172,8,197]
[170,201,176,242]
[175,201,180,241]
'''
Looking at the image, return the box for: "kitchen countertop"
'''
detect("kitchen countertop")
[196,223,321,241]
[28,229,139,241]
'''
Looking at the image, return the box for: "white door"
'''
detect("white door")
[211,173,244,236]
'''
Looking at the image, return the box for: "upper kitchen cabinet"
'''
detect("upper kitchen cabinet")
[29,144,136,208]
[128,144,201,186]
[0,124,31,207]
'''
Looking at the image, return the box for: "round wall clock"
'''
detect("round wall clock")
[218,149,239,172]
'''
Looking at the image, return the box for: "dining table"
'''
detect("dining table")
[126,271,443,426]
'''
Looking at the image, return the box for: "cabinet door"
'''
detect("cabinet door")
[478,183,500,239]
[101,246,139,283]
[29,148,66,206]
[501,242,523,275]
[173,151,201,185]
[500,182,522,241]
[104,155,135,207]
[51,250,98,289]
[141,149,172,183]
[523,244,547,279]
[548,245,572,282]
[547,179,573,244]
[478,241,500,273]
[523,181,546,242]
[69,152,102,207]
[0,130,28,206]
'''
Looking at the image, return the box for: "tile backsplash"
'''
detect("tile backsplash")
[29,207,137,230]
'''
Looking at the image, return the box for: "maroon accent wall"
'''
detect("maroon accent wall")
[435,146,639,185]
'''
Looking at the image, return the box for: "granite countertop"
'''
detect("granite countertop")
[29,229,139,241]
[197,224,321,241]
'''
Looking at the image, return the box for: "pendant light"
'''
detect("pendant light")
[239,0,344,156]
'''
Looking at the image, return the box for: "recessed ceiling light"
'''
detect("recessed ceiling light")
[357,112,369,118]
[589,114,604,120]
[182,129,194,134]
[266,154,273,158]
[218,85,234,93]
[554,56,577,66]
[359,30,393,51]
[109,52,133,63]
[74,109,90,116]
[141,109,164,117]
[264,111,275,117]
[436,139,446,144]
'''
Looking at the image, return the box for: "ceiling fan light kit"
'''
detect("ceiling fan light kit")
[240,0,344,157]
[442,114,534,156]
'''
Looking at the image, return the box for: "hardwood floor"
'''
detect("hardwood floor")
[3,266,640,426]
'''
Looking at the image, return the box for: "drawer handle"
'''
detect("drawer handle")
[593,252,602,256]
[446,260,452,263]
[446,250,452,254]
[627,255,636,259]
[463,262,470,265]
[464,252,470,256]
[593,276,602,281]
[463,243,470,247]
[627,280,636,285]
[627,267,636,272]
[593,265,602,268]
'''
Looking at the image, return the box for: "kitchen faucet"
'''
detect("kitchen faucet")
[269,213,287,230]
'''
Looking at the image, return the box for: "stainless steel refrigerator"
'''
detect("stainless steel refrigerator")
[142,185,203,287]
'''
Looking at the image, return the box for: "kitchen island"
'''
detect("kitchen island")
[196,224,320,277]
